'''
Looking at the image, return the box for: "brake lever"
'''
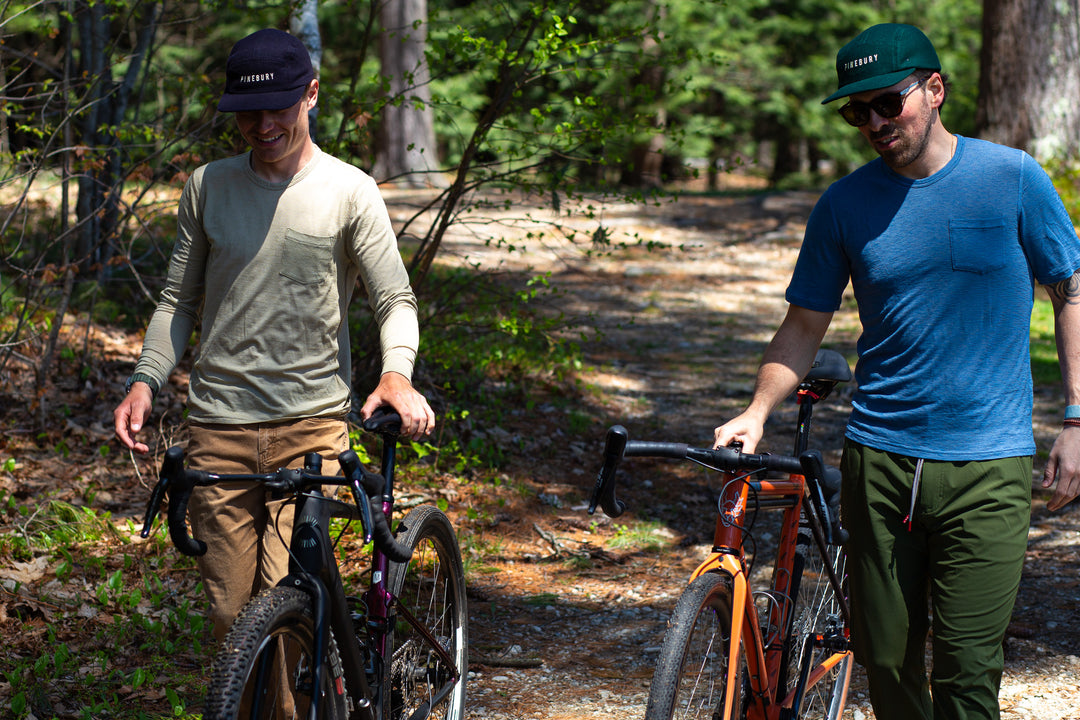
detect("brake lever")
[339,450,375,545]
[140,472,171,538]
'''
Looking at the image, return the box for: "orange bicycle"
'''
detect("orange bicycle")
[589,349,854,720]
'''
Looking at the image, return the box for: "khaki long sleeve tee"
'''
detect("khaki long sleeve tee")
[134,147,418,424]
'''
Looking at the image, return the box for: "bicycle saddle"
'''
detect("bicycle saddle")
[805,348,852,384]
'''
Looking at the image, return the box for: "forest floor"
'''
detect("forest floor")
[0,186,1078,718]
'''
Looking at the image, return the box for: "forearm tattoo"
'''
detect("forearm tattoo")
[1047,271,1080,306]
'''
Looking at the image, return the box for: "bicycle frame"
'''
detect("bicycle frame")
[288,429,461,720]
[589,347,853,720]
[686,473,803,719]
[684,383,851,720]
[283,487,376,720]
[359,424,463,714]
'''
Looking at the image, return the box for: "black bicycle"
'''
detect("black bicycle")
[141,409,468,720]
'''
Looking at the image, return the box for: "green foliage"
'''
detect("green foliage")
[608,519,673,552]
[1031,297,1061,387]
[667,0,982,184]
[0,492,208,717]
[1047,159,1080,227]
[397,261,592,471]
[421,265,586,383]
[0,498,120,560]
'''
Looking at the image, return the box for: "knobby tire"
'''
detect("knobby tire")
[645,572,752,720]
[205,586,349,720]
[384,505,468,720]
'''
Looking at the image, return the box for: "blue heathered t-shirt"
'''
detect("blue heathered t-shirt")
[788,136,1080,460]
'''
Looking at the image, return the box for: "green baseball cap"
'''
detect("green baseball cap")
[822,23,940,104]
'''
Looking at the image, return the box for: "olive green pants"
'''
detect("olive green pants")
[840,441,1031,720]
[186,417,349,641]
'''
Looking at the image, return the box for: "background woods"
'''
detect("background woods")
[9,0,1077,418]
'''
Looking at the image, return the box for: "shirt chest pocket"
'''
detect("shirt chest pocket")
[279,230,334,285]
[948,218,1012,275]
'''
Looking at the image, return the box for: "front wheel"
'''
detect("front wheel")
[205,586,349,720]
[645,572,754,720]
[383,504,468,720]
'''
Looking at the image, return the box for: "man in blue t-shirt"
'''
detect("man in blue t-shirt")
[714,23,1080,720]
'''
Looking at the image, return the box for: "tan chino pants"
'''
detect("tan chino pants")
[186,417,349,641]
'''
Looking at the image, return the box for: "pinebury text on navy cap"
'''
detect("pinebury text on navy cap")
[239,73,276,84]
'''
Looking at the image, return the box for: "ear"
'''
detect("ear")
[925,72,945,109]
[305,79,319,109]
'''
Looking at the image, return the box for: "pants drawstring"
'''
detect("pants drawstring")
[903,458,924,532]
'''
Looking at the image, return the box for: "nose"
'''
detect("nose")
[238,110,274,131]
[865,109,890,133]
[252,110,275,132]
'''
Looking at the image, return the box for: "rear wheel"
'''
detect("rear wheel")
[645,572,753,720]
[206,587,349,720]
[384,505,468,720]
[780,527,852,720]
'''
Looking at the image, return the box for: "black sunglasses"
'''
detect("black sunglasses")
[838,78,927,127]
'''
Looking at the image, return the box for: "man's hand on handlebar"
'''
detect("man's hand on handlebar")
[713,412,766,454]
[360,371,435,442]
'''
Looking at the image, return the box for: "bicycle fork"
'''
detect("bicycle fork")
[289,491,376,720]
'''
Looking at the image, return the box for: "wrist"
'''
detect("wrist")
[125,373,160,398]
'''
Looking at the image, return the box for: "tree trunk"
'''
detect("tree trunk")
[290,0,322,139]
[73,0,160,280]
[621,0,666,187]
[976,0,1080,163]
[38,1,160,416]
[373,0,442,187]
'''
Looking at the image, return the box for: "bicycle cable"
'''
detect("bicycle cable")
[712,469,764,577]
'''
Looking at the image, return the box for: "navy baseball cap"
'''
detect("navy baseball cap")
[218,29,315,112]
[823,24,940,104]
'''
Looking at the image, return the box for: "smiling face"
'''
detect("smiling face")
[235,79,319,182]
[852,72,944,174]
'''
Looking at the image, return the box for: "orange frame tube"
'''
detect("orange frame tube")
[686,472,814,720]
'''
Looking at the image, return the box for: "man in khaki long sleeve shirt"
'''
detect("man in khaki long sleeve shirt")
[114,28,434,639]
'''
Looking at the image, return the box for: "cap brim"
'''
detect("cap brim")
[821,68,915,104]
[217,85,307,113]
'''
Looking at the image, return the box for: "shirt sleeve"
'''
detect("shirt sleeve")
[1018,153,1080,285]
[785,190,851,312]
[133,173,207,389]
[350,175,419,380]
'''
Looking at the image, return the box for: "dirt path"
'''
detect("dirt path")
[397,189,1080,720]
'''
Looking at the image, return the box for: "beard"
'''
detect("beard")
[869,107,936,172]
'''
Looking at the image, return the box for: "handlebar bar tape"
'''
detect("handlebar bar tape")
[161,446,208,557]
[140,469,171,540]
